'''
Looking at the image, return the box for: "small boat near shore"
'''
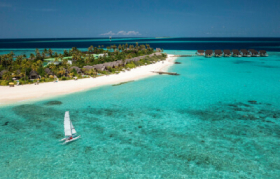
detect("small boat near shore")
[60,111,80,144]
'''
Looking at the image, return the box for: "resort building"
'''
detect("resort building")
[196,50,205,56]
[44,68,54,76]
[205,50,213,57]
[93,64,105,71]
[29,70,39,79]
[70,66,82,74]
[240,49,251,57]
[232,49,241,57]
[156,48,162,52]
[223,49,231,57]
[249,49,260,57]
[259,50,268,57]
[0,70,8,79]
[214,50,223,57]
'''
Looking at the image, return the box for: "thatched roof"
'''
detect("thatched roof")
[29,70,39,79]
[83,66,95,70]
[44,68,53,75]
[156,48,161,52]
[232,49,240,55]
[205,50,213,55]
[70,66,82,73]
[197,50,204,53]
[259,50,266,53]
[215,50,222,55]
[93,64,105,71]
[0,70,8,78]
[240,49,248,53]
[223,49,231,54]
[104,62,114,68]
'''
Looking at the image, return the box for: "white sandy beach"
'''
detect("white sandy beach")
[0,54,176,105]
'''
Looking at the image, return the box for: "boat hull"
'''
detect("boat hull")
[62,135,81,144]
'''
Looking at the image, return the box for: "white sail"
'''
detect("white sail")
[64,111,72,136]
[71,121,77,135]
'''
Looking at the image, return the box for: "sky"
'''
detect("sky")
[0,0,280,38]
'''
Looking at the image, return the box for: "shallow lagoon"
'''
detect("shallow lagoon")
[1,50,280,178]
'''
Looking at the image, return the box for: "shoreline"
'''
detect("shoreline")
[0,54,177,106]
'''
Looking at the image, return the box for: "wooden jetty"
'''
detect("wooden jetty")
[152,71,180,75]
[172,55,196,57]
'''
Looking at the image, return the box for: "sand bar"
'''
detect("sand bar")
[0,55,176,105]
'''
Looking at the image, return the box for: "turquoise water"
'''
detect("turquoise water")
[1,50,280,178]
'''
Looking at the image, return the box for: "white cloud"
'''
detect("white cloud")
[117,31,141,35]
[100,31,116,36]
[100,31,141,36]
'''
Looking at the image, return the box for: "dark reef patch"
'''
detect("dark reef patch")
[44,101,63,106]
[2,121,9,126]
[178,101,280,123]
[12,104,62,134]
[112,81,134,86]
[233,60,254,64]
[256,65,279,69]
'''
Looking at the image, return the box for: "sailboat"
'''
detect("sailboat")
[60,111,81,144]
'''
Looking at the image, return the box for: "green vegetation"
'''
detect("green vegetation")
[0,44,166,86]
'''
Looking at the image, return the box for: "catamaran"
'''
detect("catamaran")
[60,111,80,144]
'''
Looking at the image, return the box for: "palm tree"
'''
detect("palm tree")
[10,51,14,57]
[35,48,40,56]
[41,52,46,60]
[85,57,90,64]
[62,58,68,66]
[21,59,29,82]
[94,47,98,53]
[58,54,64,61]
[16,56,22,65]
[36,60,43,67]
[58,67,66,77]
[30,53,35,60]
[2,71,11,80]
[88,45,93,52]
[49,49,53,57]
[31,63,39,72]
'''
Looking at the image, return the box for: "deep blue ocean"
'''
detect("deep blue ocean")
[0,38,280,178]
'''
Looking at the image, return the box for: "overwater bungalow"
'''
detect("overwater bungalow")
[214,50,223,57]
[232,49,241,57]
[249,49,260,57]
[259,50,268,57]
[223,49,231,57]
[196,50,205,56]
[205,50,213,58]
[240,49,251,57]
[29,70,39,79]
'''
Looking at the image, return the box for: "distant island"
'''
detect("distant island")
[0,43,166,86]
